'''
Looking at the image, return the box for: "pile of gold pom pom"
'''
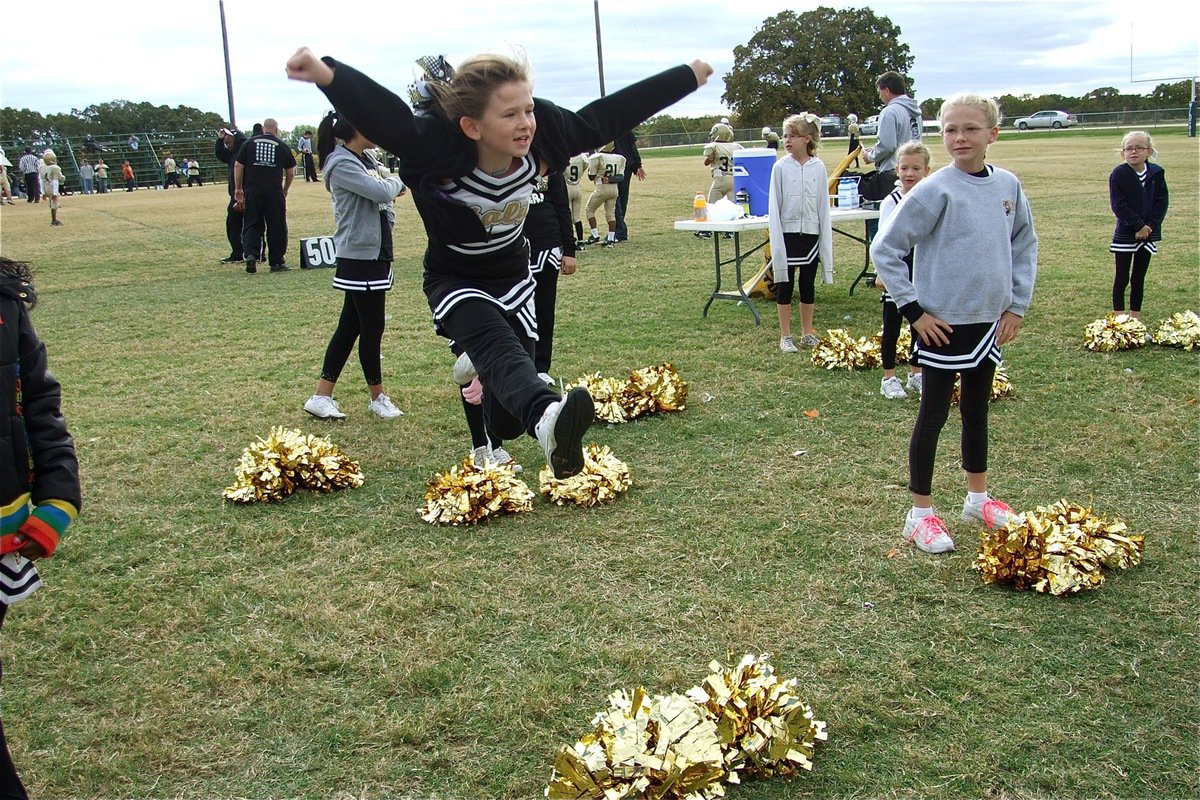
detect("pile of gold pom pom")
[811,329,880,370]
[1085,313,1148,352]
[419,455,534,525]
[567,363,688,424]
[1151,310,1200,350]
[547,654,827,799]
[973,499,1144,596]
[811,327,915,371]
[222,427,364,503]
[538,444,631,508]
[950,362,1014,405]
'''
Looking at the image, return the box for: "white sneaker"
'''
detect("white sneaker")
[367,393,404,419]
[798,333,821,348]
[490,446,523,474]
[535,387,595,479]
[471,445,491,466]
[537,372,556,387]
[780,336,799,353]
[962,495,1017,529]
[452,352,477,385]
[906,372,923,394]
[304,394,347,419]
[880,376,908,399]
[902,511,955,554]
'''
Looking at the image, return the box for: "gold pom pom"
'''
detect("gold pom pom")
[571,372,630,424]
[1152,310,1200,350]
[567,364,689,424]
[419,456,534,525]
[547,655,826,799]
[547,688,727,800]
[538,444,631,507]
[973,499,1144,596]
[811,329,881,370]
[1085,313,1148,352]
[222,427,364,503]
[950,362,1014,405]
[686,654,828,780]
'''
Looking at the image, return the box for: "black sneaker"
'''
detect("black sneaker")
[693,231,712,239]
[601,240,617,248]
[245,260,257,274]
[585,235,601,245]
[220,255,243,264]
[269,264,291,272]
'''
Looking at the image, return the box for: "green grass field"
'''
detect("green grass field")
[0,129,1196,800]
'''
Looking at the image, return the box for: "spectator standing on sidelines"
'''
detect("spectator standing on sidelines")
[864,71,922,239]
[612,130,643,243]
[162,155,182,189]
[187,157,203,187]
[234,118,296,273]
[94,158,110,193]
[298,130,319,182]
[18,148,40,203]
[122,160,136,191]
[79,160,95,195]
[216,127,249,264]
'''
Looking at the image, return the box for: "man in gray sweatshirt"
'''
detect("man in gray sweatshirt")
[865,71,923,172]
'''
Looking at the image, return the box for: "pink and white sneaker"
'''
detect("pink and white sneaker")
[902,511,955,554]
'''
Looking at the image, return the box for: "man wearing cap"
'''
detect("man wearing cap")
[216,127,249,264]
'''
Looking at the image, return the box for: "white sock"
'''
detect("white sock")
[909,505,935,519]
[607,232,616,242]
[590,227,599,237]
[967,491,989,504]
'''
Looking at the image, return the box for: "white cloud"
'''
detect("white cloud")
[1,0,1194,132]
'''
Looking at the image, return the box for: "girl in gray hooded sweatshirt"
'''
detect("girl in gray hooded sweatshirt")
[302,111,408,422]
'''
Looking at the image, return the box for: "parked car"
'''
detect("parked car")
[819,115,846,137]
[859,115,880,136]
[1012,110,1077,130]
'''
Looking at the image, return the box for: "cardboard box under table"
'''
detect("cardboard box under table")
[674,206,881,326]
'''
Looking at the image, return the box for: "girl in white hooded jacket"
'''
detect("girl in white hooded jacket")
[768,113,833,352]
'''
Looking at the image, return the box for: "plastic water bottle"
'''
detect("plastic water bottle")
[838,177,859,209]
[693,192,707,221]
[735,188,751,217]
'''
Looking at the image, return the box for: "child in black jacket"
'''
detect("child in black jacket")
[0,256,82,799]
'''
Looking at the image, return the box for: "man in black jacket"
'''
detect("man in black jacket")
[233,118,296,273]
[215,127,248,264]
[612,130,644,243]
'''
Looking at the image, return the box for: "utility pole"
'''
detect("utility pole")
[594,0,606,97]
[219,0,237,127]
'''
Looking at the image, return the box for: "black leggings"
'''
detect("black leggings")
[908,361,995,496]
[441,300,559,441]
[881,300,903,370]
[1112,249,1152,312]
[320,291,387,386]
[532,252,560,373]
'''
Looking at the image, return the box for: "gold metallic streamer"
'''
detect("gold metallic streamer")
[538,444,632,507]
[973,499,1144,596]
[811,329,880,370]
[420,456,534,525]
[547,654,826,798]
[566,364,689,424]
[1151,310,1200,350]
[222,427,364,503]
[1085,313,1148,352]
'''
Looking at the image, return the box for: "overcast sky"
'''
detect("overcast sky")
[1,0,1195,132]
